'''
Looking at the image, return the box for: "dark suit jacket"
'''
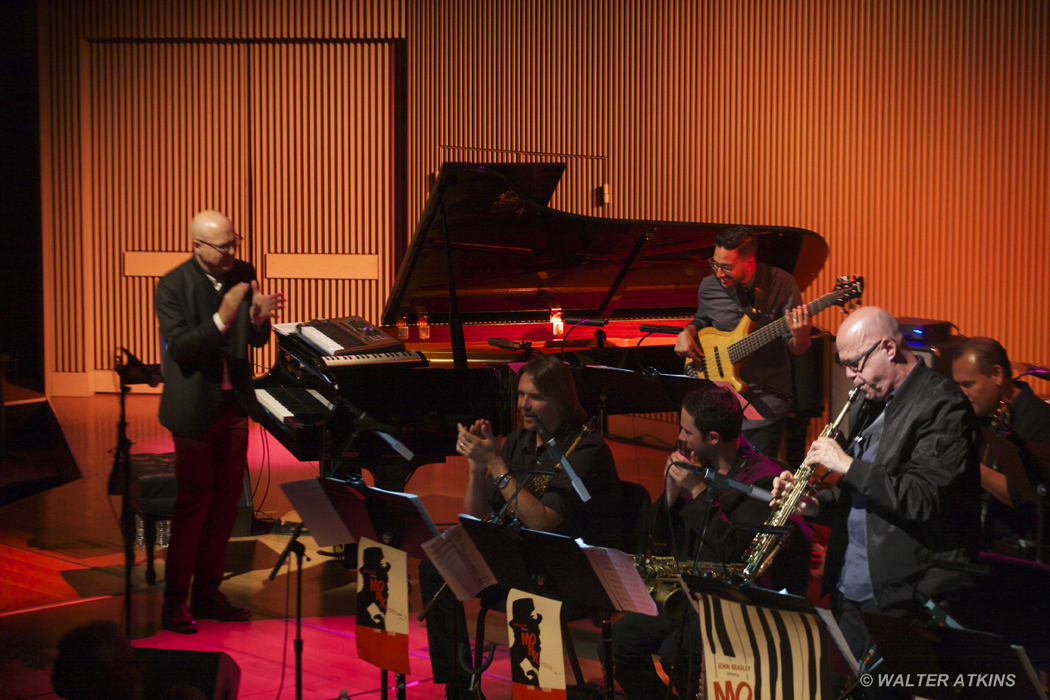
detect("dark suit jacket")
[156,257,270,439]
[816,362,981,608]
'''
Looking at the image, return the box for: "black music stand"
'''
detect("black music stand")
[572,364,762,420]
[459,517,630,700]
[860,612,1047,700]
[281,476,439,700]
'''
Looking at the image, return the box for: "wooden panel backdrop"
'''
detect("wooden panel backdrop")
[41,0,1049,396]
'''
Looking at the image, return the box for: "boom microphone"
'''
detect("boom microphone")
[563,317,609,327]
[639,324,685,335]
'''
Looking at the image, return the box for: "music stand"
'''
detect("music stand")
[459,517,630,700]
[572,364,763,420]
[281,477,439,700]
[861,612,1048,700]
[678,575,836,699]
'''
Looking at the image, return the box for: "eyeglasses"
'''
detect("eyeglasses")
[837,339,884,372]
[195,234,242,254]
[708,257,748,274]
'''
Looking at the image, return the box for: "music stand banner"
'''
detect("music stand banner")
[356,538,411,675]
[506,589,566,700]
[683,579,828,700]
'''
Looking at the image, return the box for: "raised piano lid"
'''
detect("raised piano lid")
[382,162,828,328]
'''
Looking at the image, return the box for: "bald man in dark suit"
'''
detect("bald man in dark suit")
[156,210,284,633]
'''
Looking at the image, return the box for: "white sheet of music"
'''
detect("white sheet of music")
[578,542,658,616]
[421,521,497,601]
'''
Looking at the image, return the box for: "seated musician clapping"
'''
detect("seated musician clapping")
[419,354,623,700]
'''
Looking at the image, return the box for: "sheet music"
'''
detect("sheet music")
[273,322,299,336]
[298,325,343,356]
[273,321,344,355]
[421,522,497,601]
[280,478,356,547]
[578,542,658,616]
[815,607,860,677]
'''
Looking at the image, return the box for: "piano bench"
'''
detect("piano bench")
[128,453,178,586]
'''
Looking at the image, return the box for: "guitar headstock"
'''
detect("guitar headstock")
[834,276,864,314]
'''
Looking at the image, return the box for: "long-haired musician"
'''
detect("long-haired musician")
[419,354,623,700]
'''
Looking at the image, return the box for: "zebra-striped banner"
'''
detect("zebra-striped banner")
[682,576,829,700]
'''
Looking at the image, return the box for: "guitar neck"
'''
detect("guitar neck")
[726,290,847,364]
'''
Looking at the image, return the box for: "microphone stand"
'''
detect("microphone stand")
[109,348,162,637]
[114,373,135,638]
[269,522,310,700]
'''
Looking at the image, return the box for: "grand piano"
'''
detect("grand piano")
[254,162,828,489]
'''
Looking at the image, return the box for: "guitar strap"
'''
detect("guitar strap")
[728,262,771,322]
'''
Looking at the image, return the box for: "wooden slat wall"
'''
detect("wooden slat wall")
[86,42,250,373]
[41,0,1050,395]
[42,1,403,393]
[407,0,1050,362]
[250,41,395,374]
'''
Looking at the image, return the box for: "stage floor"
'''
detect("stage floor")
[0,392,675,700]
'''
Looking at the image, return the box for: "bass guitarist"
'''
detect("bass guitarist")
[674,226,812,456]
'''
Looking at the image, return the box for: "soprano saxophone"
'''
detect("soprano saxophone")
[740,387,860,580]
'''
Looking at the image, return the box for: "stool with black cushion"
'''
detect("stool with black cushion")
[127,452,178,585]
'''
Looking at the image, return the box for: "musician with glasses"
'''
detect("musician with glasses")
[612,383,812,700]
[155,209,284,634]
[771,306,980,684]
[674,226,812,456]
[952,337,1050,555]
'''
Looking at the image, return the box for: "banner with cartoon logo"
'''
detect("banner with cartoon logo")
[506,589,566,700]
[356,538,411,675]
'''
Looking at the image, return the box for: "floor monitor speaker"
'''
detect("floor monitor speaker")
[136,647,240,700]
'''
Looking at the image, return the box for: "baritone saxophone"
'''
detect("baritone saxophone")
[740,388,860,580]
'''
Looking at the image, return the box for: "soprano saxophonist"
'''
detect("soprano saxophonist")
[613,383,812,700]
[771,306,981,694]
[419,354,623,700]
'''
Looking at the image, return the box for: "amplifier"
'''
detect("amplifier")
[897,317,956,344]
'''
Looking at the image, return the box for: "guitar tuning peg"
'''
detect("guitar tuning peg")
[837,276,847,283]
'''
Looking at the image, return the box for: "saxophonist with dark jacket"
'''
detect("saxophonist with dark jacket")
[772,306,981,679]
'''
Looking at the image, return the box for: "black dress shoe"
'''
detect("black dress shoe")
[190,590,251,622]
[162,603,200,634]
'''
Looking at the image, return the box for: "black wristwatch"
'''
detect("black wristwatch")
[494,472,513,489]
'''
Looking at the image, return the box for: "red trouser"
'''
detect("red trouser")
[164,398,249,605]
